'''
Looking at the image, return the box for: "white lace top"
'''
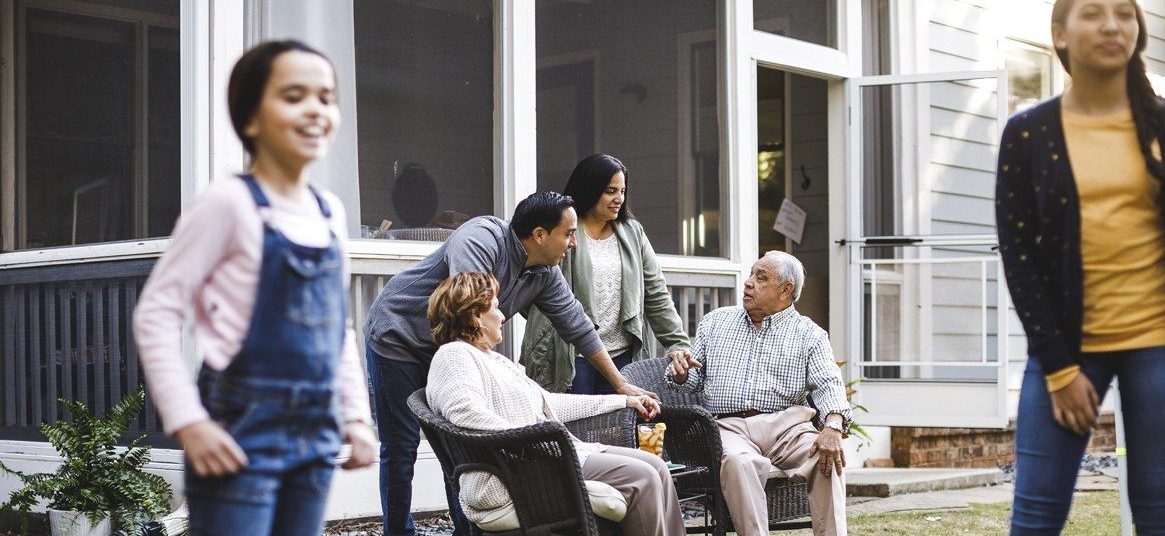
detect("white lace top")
[426,341,626,518]
[586,232,632,355]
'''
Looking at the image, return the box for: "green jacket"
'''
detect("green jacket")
[519,219,691,392]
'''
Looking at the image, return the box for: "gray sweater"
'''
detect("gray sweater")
[363,216,603,365]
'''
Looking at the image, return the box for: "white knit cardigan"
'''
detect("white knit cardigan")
[426,341,626,517]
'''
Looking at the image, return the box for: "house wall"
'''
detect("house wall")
[1146,1,1165,73]
[5,0,1165,519]
[926,0,1010,387]
[917,0,1165,414]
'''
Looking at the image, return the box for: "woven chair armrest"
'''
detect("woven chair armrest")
[445,422,597,533]
[621,357,703,407]
[654,404,723,468]
[440,419,575,449]
[564,407,638,448]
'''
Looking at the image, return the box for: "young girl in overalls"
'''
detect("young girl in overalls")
[134,40,377,535]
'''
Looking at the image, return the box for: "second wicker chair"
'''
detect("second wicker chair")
[620,357,812,533]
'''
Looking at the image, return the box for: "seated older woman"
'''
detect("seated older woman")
[425,272,686,536]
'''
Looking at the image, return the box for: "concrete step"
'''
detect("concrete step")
[846,467,1004,497]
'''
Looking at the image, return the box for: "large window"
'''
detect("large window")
[260,0,496,242]
[1003,40,1055,116]
[754,0,838,49]
[3,0,180,251]
[353,0,494,241]
[534,0,722,257]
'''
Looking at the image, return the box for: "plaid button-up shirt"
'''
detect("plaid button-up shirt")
[667,305,852,427]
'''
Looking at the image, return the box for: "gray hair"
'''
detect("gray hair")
[761,250,805,302]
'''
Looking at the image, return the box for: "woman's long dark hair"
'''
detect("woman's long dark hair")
[1052,0,1165,184]
[562,154,635,222]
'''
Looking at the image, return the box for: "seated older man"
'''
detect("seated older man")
[666,251,851,536]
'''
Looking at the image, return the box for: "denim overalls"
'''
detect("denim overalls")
[186,176,346,536]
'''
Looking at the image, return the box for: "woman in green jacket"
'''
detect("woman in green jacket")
[521,154,692,393]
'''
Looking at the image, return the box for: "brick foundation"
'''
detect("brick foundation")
[889,412,1116,468]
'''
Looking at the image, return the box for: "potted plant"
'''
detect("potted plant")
[836,359,873,448]
[0,386,173,536]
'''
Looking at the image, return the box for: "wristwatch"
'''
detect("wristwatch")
[824,420,844,433]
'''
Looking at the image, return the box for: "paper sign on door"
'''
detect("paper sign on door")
[772,199,806,244]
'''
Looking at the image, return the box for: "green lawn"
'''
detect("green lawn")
[757,491,1120,536]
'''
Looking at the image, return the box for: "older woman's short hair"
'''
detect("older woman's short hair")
[428,272,500,346]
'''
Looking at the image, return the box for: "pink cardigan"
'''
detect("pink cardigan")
[133,177,372,435]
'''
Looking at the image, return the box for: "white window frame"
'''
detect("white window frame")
[6,0,179,249]
[0,0,238,269]
[745,1,860,356]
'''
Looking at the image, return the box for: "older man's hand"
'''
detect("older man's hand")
[666,349,701,384]
[810,427,845,477]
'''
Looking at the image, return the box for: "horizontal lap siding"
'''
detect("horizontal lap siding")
[926,0,1012,380]
[1145,5,1164,75]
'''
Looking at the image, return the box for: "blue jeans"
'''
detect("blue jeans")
[1011,346,1165,535]
[187,461,334,536]
[366,346,470,536]
[567,351,632,395]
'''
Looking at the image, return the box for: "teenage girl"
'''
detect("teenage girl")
[996,0,1165,533]
[134,40,377,535]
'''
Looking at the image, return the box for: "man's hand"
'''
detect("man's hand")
[665,349,701,384]
[809,426,845,477]
[617,381,660,402]
[1051,373,1099,436]
[341,421,379,470]
[176,420,248,478]
[626,394,661,419]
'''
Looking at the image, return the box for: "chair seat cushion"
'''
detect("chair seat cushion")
[470,480,627,532]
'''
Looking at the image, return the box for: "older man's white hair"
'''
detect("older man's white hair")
[761,250,805,302]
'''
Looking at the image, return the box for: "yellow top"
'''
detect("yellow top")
[1063,108,1165,359]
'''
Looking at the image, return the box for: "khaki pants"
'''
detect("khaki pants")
[582,445,687,536]
[716,406,847,536]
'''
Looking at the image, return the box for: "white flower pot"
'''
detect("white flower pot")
[47,509,112,536]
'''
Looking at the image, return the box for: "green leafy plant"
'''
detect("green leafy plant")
[0,386,173,533]
[846,376,873,445]
[837,359,873,447]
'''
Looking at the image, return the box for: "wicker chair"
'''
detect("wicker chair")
[407,389,636,535]
[621,357,812,532]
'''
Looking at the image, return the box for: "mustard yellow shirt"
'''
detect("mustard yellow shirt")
[1063,108,1165,358]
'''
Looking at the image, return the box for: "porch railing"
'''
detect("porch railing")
[0,259,168,445]
[0,258,736,446]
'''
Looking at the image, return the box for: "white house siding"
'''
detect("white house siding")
[917,0,1008,387]
[1145,1,1165,74]
[918,0,1165,407]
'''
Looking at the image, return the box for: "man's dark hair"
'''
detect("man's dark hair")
[510,192,574,238]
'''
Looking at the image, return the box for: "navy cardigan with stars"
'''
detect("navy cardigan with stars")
[996,97,1163,375]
